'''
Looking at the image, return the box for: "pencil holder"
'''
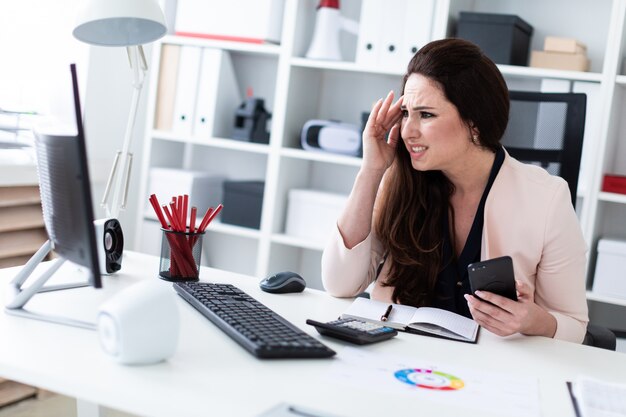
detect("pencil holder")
[159,228,204,282]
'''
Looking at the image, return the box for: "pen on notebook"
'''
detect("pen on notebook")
[287,406,324,417]
[381,304,393,322]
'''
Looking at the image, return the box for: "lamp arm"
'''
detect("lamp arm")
[104,45,147,219]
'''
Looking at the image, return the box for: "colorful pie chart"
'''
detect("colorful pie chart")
[394,368,465,390]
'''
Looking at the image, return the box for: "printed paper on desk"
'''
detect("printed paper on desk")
[571,376,626,417]
[328,347,541,417]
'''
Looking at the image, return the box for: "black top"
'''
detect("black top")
[432,147,505,318]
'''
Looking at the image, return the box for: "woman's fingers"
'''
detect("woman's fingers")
[376,91,395,126]
[366,92,403,143]
[381,95,403,130]
[515,279,534,302]
[367,98,383,128]
[387,123,400,147]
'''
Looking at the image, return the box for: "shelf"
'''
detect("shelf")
[497,65,603,83]
[152,131,270,154]
[162,35,281,57]
[206,220,262,239]
[290,57,403,76]
[280,148,362,167]
[587,291,626,307]
[271,233,325,251]
[290,58,603,82]
[136,1,626,303]
[598,192,626,204]
[143,213,260,240]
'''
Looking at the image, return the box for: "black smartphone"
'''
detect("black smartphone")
[467,256,518,301]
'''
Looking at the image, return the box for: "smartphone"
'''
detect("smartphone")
[467,256,518,301]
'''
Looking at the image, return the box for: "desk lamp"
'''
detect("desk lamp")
[72,0,167,221]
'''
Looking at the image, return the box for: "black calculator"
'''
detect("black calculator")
[306,318,398,345]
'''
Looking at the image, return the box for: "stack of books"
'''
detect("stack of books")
[530,36,589,71]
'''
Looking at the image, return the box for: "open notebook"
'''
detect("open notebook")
[341,297,479,343]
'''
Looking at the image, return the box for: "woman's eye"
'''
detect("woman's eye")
[401,110,409,118]
[421,112,434,119]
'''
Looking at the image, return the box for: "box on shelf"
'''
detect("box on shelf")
[285,189,348,244]
[544,36,587,54]
[593,238,626,299]
[602,174,626,194]
[147,168,224,218]
[174,0,285,44]
[456,12,533,66]
[221,181,265,229]
[530,50,589,72]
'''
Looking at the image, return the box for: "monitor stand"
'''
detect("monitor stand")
[4,240,96,329]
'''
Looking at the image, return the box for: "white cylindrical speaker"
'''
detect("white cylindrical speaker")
[97,280,179,365]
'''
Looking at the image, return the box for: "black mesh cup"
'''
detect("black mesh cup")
[159,228,204,281]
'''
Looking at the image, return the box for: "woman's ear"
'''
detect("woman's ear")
[468,122,480,138]
[467,123,481,145]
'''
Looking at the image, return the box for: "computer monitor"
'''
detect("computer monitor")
[5,63,102,329]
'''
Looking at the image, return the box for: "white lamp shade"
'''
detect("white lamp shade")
[73,0,167,46]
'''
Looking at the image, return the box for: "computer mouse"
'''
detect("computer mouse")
[259,271,306,294]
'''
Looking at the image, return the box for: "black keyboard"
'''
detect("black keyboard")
[173,282,336,359]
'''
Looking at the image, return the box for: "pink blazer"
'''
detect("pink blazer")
[321,152,589,343]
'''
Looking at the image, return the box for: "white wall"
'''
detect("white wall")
[0,0,155,249]
[0,1,89,126]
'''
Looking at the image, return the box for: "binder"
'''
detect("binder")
[378,0,408,72]
[357,1,435,72]
[154,44,181,131]
[401,0,435,65]
[171,46,202,136]
[193,48,241,139]
[355,0,384,68]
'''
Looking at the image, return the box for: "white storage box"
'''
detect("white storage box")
[175,0,285,44]
[146,168,225,220]
[285,189,348,243]
[593,238,626,299]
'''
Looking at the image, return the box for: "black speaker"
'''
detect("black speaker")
[94,218,123,274]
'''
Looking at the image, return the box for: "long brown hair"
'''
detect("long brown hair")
[374,38,509,307]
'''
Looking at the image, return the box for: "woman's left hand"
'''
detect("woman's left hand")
[464,280,557,338]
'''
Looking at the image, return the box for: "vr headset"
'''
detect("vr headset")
[300,119,362,157]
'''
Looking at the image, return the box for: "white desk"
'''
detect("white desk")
[0,251,624,417]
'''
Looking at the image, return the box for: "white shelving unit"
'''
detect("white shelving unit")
[135,0,626,313]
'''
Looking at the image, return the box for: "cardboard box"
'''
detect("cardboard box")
[147,168,225,218]
[593,238,626,299]
[456,12,534,66]
[285,189,348,243]
[221,181,265,229]
[544,36,587,54]
[530,50,590,71]
[602,174,626,194]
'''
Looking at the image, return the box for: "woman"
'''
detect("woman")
[321,38,588,343]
